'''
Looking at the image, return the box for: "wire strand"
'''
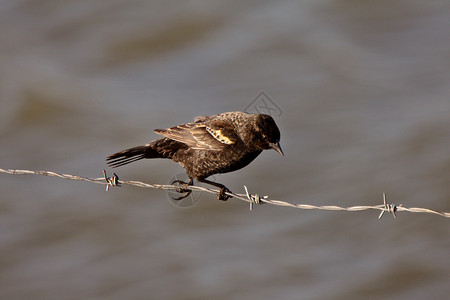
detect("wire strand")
[1,168,449,218]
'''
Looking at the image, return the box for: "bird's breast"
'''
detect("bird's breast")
[176,147,262,179]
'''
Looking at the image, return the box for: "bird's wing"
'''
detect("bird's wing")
[155,120,239,150]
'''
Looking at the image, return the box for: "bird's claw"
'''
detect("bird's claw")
[218,187,232,201]
[172,191,192,200]
[172,180,193,200]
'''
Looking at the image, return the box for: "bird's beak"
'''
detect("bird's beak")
[270,142,284,156]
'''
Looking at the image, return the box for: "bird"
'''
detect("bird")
[106,111,283,200]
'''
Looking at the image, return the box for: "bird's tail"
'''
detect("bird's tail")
[106,141,166,168]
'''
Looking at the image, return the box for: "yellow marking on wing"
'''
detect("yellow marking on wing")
[206,127,235,144]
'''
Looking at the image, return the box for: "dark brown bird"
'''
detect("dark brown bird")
[106,111,283,200]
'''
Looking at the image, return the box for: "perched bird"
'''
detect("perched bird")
[106,111,283,200]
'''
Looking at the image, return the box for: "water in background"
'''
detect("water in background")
[1,1,449,299]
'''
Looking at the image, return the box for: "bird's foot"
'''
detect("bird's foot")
[171,179,193,200]
[218,186,232,201]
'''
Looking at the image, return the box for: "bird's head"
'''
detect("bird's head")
[253,114,284,155]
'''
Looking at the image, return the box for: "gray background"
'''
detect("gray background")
[1,1,449,299]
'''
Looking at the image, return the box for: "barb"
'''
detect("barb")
[378,193,399,219]
[1,168,449,218]
[103,169,120,191]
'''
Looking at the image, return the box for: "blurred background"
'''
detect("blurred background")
[1,1,449,299]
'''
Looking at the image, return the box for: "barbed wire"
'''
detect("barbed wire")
[1,168,449,219]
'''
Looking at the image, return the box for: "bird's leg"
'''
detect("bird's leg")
[171,177,194,200]
[198,178,232,201]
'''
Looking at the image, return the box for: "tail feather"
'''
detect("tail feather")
[106,138,185,168]
[106,153,146,168]
[106,144,162,168]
